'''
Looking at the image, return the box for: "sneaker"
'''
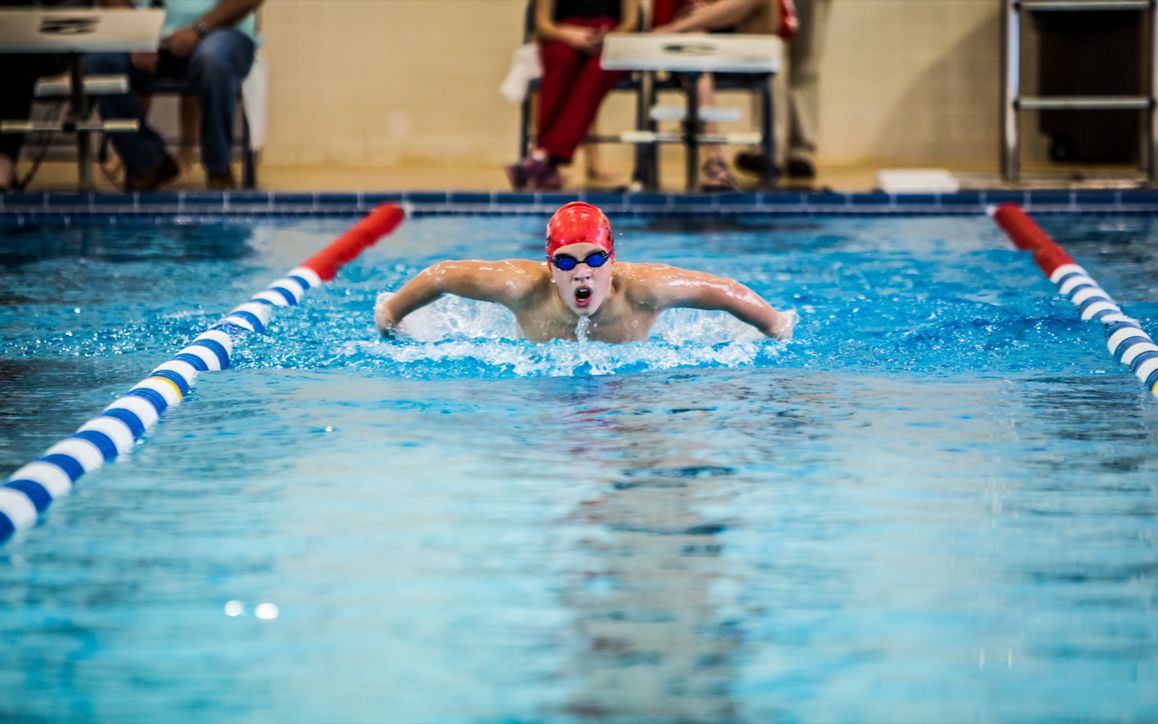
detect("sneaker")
[734,150,778,177]
[505,159,532,191]
[206,171,237,190]
[786,158,816,179]
[124,154,179,193]
[505,157,548,191]
[537,163,563,191]
[701,157,738,191]
[506,157,563,191]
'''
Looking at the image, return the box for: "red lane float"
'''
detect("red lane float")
[303,203,406,281]
[991,203,1158,397]
[992,202,1076,276]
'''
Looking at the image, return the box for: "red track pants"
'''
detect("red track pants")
[536,17,626,164]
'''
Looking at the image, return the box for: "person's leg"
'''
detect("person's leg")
[506,35,587,189]
[536,39,587,147]
[185,29,255,181]
[84,52,172,178]
[695,73,736,189]
[536,57,624,165]
[177,95,200,172]
[785,0,830,174]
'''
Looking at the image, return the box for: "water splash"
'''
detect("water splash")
[575,315,591,343]
[260,292,781,379]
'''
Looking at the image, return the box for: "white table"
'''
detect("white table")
[0,8,163,190]
[602,33,782,191]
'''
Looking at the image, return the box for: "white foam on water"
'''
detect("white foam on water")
[356,292,783,377]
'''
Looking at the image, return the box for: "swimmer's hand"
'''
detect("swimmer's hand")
[768,310,798,341]
[374,298,399,338]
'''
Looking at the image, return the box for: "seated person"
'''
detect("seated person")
[506,0,641,191]
[375,201,797,344]
[84,0,262,191]
[652,0,796,37]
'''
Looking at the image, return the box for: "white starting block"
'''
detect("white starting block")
[876,169,961,194]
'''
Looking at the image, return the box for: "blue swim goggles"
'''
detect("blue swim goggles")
[550,250,610,271]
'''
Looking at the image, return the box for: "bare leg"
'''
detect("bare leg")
[178,94,200,175]
[698,74,735,189]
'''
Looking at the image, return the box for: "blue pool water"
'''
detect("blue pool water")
[1,212,1156,721]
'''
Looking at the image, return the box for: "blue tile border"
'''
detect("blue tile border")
[3,188,1158,222]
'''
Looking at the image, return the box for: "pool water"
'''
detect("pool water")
[1,213,1156,721]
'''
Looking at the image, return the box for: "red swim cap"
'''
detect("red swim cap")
[545,202,614,258]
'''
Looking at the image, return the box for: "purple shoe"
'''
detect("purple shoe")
[536,164,563,191]
[505,157,551,191]
[506,157,565,191]
[505,159,531,190]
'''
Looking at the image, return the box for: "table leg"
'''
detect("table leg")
[760,73,777,190]
[684,71,700,192]
[67,54,93,191]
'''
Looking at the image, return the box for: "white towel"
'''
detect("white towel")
[499,43,542,103]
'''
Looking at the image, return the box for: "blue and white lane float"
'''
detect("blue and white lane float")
[992,203,1158,397]
[0,203,406,546]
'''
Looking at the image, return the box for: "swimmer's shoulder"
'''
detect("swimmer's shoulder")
[614,262,685,305]
[492,258,553,303]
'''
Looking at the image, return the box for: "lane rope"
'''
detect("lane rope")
[0,203,405,545]
[991,203,1158,397]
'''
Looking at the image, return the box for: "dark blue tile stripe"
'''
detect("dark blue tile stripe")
[3,189,1158,222]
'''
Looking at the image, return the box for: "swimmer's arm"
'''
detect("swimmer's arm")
[375,260,530,336]
[647,267,797,340]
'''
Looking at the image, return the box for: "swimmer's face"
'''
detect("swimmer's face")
[549,242,613,316]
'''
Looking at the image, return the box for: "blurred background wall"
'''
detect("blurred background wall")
[259,0,1007,173]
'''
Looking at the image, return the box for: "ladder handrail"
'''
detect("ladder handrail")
[1019,0,1152,11]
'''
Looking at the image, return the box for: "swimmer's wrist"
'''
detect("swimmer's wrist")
[769,310,798,340]
[374,305,398,336]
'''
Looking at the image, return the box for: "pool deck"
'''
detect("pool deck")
[3,185,1158,222]
[4,160,1157,219]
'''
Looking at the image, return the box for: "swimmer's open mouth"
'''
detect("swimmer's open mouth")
[574,287,592,307]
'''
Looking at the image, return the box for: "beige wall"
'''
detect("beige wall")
[259,0,1006,171]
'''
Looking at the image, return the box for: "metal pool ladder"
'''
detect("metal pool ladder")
[1001,0,1158,183]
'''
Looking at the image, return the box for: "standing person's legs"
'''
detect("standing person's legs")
[84,52,174,183]
[186,29,255,184]
[785,0,830,175]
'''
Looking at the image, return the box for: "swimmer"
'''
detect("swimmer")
[375,201,797,344]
